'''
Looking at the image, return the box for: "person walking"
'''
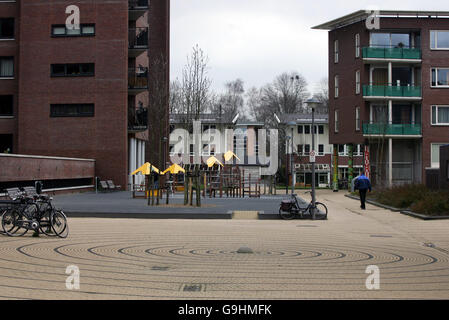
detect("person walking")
[354,173,372,210]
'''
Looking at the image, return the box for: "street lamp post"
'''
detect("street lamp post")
[305,98,321,219]
[287,122,296,195]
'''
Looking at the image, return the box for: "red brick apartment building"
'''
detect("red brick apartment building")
[313,10,449,186]
[0,0,170,190]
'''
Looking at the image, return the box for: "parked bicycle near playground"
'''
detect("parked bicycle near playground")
[279,191,328,220]
[1,189,68,238]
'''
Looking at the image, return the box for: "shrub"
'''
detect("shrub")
[373,184,429,209]
[411,191,449,216]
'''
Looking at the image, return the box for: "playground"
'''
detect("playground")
[52,190,311,220]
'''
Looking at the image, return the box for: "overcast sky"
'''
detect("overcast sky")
[171,0,448,95]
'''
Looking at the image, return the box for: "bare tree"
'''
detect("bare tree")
[169,79,183,114]
[251,72,309,127]
[211,79,245,122]
[312,77,329,114]
[181,44,212,124]
[147,54,170,170]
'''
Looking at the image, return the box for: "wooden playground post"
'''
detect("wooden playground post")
[189,176,193,206]
[184,174,189,205]
[203,173,206,198]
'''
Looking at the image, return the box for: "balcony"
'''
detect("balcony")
[363,47,421,61]
[128,0,148,20]
[363,85,422,100]
[128,107,148,132]
[129,27,148,58]
[128,67,148,95]
[363,123,422,137]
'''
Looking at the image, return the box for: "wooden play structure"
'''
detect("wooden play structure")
[130,154,277,206]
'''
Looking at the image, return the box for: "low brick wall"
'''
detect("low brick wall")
[0,154,95,192]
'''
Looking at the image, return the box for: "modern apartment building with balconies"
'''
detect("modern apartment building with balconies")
[0,0,170,190]
[314,10,449,186]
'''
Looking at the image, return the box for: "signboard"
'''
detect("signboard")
[310,150,316,163]
[364,146,370,179]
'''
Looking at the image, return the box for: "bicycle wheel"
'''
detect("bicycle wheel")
[313,202,328,220]
[1,209,29,237]
[51,210,69,238]
[39,209,55,236]
[279,208,295,220]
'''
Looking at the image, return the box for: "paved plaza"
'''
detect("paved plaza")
[1,190,449,300]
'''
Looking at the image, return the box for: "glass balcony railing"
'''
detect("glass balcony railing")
[362,47,421,60]
[363,85,421,98]
[362,123,422,136]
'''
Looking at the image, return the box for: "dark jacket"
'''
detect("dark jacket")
[354,175,372,192]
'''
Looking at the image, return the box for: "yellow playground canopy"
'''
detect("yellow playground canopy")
[162,163,186,175]
[206,156,224,168]
[131,162,160,175]
[224,150,241,162]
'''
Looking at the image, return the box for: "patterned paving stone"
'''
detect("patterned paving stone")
[1,190,449,300]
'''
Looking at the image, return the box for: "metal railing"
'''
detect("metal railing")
[128,67,148,89]
[363,85,421,98]
[128,0,149,9]
[129,27,148,49]
[362,46,421,60]
[128,107,148,132]
[362,122,422,136]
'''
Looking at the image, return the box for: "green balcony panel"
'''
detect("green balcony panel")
[363,123,422,136]
[363,85,421,98]
[362,47,421,60]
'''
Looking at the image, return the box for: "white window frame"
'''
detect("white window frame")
[430,30,449,50]
[355,107,361,131]
[355,33,360,58]
[431,67,449,88]
[334,110,339,133]
[355,70,361,94]
[318,144,325,156]
[431,143,448,168]
[335,75,339,98]
[338,144,347,156]
[431,105,449,126]
[334,40,339,63]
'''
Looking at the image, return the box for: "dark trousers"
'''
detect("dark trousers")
[359,189,368,209]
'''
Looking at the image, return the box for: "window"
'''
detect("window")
[355,33,360,58]
[335,75,339,98]
[0,95,13,116]
[355,107,360,131]
[356,70,360,94]
[338,144,346,156]
[50,104,94,117]
[432,106,449,125]
[0,57,13,78]
[318,144,324,155]
[0,18,14,39]
[371,32,410,48]
[318,125,324,134]
[297,125,303,134]
[304,144,310,155]
[430,31,449,49]
[431,143,448,168]
[335,110,339,133]
[51,24,95,37]
[334,40,339,63]
[304,125,310,134]
[51,63,95,77]
[297,144,303,155]
[431,68,449,87]
[189,144,194,156]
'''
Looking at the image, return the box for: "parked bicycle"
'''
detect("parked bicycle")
[279,192,328,220]
[1,189,68,238]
